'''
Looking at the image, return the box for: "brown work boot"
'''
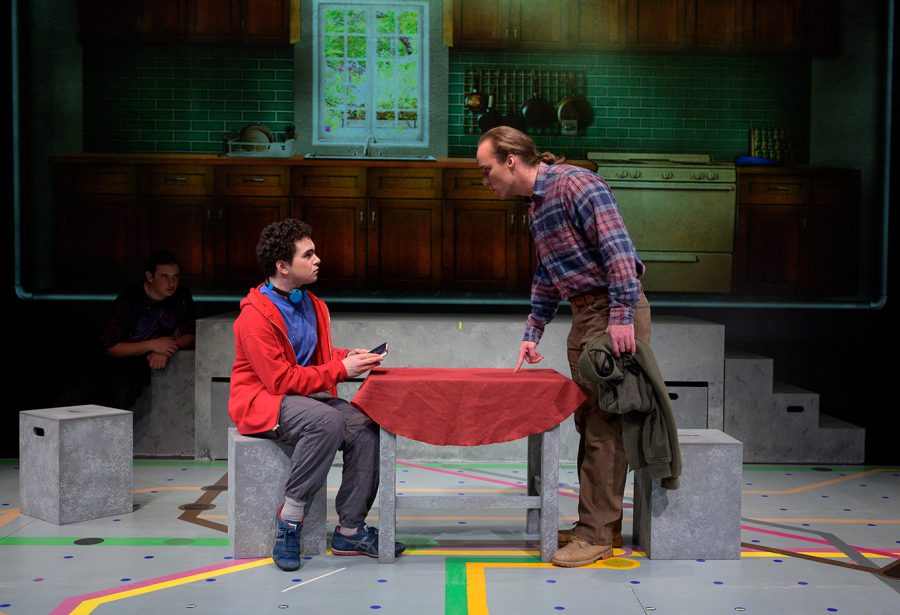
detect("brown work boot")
[551,536,613,567]
[558,526,622,548]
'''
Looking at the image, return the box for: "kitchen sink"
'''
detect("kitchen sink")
[304,153,437,161]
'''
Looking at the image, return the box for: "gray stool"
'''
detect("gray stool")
[19,405,133,525]
[133,350,196,457]
[633,428,742,559]
[228,428,327,558]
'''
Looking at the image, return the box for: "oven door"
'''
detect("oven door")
[607,181,736,293]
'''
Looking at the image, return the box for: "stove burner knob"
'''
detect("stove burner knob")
[632,170,642,178]
[691,172,708,180]
[708,171,719,180]
[661,171,674,180]
[616,171,629,179]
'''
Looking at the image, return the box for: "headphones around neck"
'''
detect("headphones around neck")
[266,281,305,304]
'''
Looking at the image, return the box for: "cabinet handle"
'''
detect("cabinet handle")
[510,214,515,235]
[512,28,518,40]
[166,176,188,183]
[768,185,790,192]
[358,210,365,230]
[371,210,376,229]
[243,177,265,184]
[505,27,510,39]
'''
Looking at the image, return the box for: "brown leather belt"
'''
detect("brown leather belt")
[569,292,605,308]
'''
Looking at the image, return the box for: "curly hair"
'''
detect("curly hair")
[256,219,313,278]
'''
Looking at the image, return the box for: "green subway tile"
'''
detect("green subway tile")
[607,86,629,97]
[276,111,296,122]
[629,108,652,118]
[244,111,277,122]
[140,131,175,140]
[245,70,276,80]
[277,70,294,81]
[619,118,641,128]
[218,90,244,100]
[260,60,294,71]
[628,128,651,138]
[191,121,226,131]
[262,80,294,91]
[140,89,174,99]
[276,91,294,101]
[260,102,293,112]
[155,141,193,152]
[683,119,707,129]
[650,128,674,139]
[157,120,192,130]
[619,97,641,108]
[183,110,210,120]
[191,100,226,111]
[183,131,215,141]
[140,110,174,120]
[192,79,226,91]
[208,111,246,121]
[606,128,628,138]
[225,100,252,110]
[192,58,227,70]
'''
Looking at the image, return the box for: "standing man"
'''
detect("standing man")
[476,127,651,568]
[228,219,404,571]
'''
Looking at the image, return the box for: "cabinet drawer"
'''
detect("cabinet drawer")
[368,168,442,199]
[293,167,367,197]
[444,168,503,199]
[216,166,290,196]
[141,165,214,195]
[739,175,809,204]
[639,252,732,293]
[56,165,136,194]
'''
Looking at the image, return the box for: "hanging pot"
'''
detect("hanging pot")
[477,94,499,133]
[556,74,593,131]
[522,71,552,129]
[465,69,486,114]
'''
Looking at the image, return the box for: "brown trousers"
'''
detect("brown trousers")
[566,292,651,546]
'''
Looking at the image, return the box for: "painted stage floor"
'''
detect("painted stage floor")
[1,460,898,614]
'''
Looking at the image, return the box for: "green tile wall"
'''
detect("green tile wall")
[449,50,811,162]
[83,45,295,153]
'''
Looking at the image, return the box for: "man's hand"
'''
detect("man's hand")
[146,337,179,357]
[514,341,544,372]
[606,323,635,357]
[342,352,383,378]
[346,348,370,356]
[147,352,169,369]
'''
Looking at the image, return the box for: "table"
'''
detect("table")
[351,368,586,563]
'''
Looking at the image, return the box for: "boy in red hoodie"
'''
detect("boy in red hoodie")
[229,219,404,571]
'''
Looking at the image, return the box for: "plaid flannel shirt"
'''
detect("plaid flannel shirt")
[523,163,644,343]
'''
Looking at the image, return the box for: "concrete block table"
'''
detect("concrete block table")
[351,367,586,564]
[633,428,742,559]
[228,428,327,558]
[19,405,132,525]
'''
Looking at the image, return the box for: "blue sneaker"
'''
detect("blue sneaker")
[331,524,406,558]
[272,507,302,571]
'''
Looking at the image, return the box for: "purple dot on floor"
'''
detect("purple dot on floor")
[397,493,404,496]
[1,503,9,506]
[798,581,808,585]
[120,578,132,582]
[546,579,557,583]
[64,555,74,559]
[821,495,829,498]
[761,495,769,498]
[696,559,706,562]
[827,609,838,613]
[554,608,566,611]
[752,539,760,543]
[377,579,387,583]
[292,578,301,583]
[33,578,44,582]
[370,606,381,610]
[458,481,465,484]
[458,521,467,524]
[0,604,11,608]
[714,581,724,585]
[223,556,234,560]
[773,559,783,563]
[558,483,565,487]
[401,469,408,472]
[512,470,519,473]
[868,523,877,527]
[399,480,406,484]
[144,556,154,559]
[630,580,640,584]
[181,468,188,470]
[802,523,811,527]
[206,578,216,582]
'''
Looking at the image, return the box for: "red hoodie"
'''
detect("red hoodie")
[228,286,349,435]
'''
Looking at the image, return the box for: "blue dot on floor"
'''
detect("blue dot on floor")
[144,555,154,559]
[785,473,793,476]
[377,579,387,583]
[120,578,131,582]
[882,496,890,499]
[843,508,852,512]
[773,559,783,563]
[546,579,557,583]
[696,559,706,562]
[798,581,808,585]
[630,580,640,584]
[458,521,467,524]
[181,468,188,471]
[0,604,10,608]
[1,503,9,506]
[150,490,158,494]
[458,481,465,484]
[64,555,74,559]
[859,484,868,487]
[113,519,121,522]
[554,607,566,611]
[746,482,753,486]
[780,508,788,511]
[751,539,760,543]
[802,523,811,527]
[868,523,877,527]
[827,609,838,613]
[821,495,829,498]
[292,579,301,583]
[399,480,406,484]
[206,578,216,582]
[714,581,724,585]
[223,556,234,560]
[303,556,312,560]
[166,478,173,481]
[370,606,381,610]
[761,494,769,498]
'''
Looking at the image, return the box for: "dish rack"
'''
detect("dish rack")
[225,138,295,158]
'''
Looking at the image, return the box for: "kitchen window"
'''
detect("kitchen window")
[313,1,428,147]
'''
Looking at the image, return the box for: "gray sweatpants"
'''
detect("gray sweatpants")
[254,393,379,529]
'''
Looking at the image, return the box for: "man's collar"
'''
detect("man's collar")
[530,162,550,201]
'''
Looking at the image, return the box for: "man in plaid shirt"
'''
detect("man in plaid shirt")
[476,126,652,567]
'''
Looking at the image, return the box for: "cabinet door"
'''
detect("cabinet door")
[628,0,688,51]
[444,200,518,290]
[216,198,291,289]
[241,0,300,45]
[567,0,628,51]
[368,199,442,290]
[513,0,567,50]
[516,209,538,292]
[140,196,215,289]
[56,195,138,290]
[188,0,240,43]
[735,203,805,294]
[452,0,510,48]
[806,173,859,296]
[298,198,368,290]
[743,0,804,53]
[690,0,744,52]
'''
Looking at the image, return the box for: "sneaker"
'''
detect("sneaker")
[272,507,302,571]
[558,525,623,548]
[331,524,406,558]
[551,535,613,568]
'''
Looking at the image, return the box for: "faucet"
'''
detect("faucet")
[363,134,377,157]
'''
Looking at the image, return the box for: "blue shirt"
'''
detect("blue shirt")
[260,285,318,366]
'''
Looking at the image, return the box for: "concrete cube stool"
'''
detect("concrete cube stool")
[633,428,742,559]
[19,405,133,525]
[228,428,327,558]
[133,350,196,457]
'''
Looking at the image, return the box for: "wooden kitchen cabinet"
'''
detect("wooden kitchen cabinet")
[449,0,568,50]
[567,0,629,51]
[690,0,744,52]
[742,0,805,53]
[628,0,689,51]
[55,166,139,290]
[293,167,369,290]
[139,165,215,288]
[734,168,859,296]
[368,168,443,290]
[215,166,292,289]
[81,0,299,45]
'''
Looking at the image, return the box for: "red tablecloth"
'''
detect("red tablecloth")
[351,368,586,446]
